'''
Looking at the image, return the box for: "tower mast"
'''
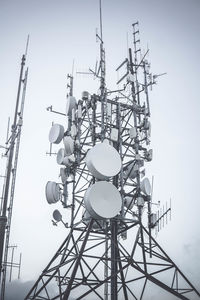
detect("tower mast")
[0,38,29,299]
[25,6,200,300]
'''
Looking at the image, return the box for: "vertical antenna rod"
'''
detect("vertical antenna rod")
[97,0,106,141]
[99,0,103,41]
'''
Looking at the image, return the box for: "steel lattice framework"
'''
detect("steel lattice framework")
[25,20,200,300]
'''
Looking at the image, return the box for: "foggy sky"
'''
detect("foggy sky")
[0,0,200,298]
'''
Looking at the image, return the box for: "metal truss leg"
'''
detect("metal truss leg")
[62,219,94,300]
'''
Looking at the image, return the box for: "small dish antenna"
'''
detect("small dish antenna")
[45,181,61,204]
[53,209,62,222]
[56,148,69,166]
[49,124,64,144]
[141,177,151,196]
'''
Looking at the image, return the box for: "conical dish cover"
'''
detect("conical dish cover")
[45,181,60,204]
[86,143,121,180]
[57,148,65,165]
[84,181,122,219]
[49,124,64,144]
[141,178,151,196]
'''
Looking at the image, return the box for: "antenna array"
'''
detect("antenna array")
[25,7,199,300]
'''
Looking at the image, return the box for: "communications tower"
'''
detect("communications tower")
[25,4,200,300]
[0,41,29,300]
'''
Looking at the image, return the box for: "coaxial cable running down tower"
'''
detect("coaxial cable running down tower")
[25,7,200,300]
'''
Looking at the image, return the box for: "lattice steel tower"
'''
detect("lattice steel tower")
[25,4,200,300]
[0,41,29,300]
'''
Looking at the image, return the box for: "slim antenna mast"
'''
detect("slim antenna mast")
[99,0,105,89]
[0,39,28,299]
[99,0,103,41]
[5,118,10,145]
[97,0,106,140]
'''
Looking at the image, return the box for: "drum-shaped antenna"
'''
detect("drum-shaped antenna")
[56,148,65,165]
[57,149,70,166]
[53,209,62,222]
[49,124,64,144]
[63,136,74,155]
[45,181,61,204]
[141,178,151,196]
[86,143,121,180]
[60,168,68,183]
[84,181,122,219]
[66,96,76,116]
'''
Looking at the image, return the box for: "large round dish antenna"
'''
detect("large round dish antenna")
[86,143,121,180]
[53,209,62,222]
[66,96,76,116]
[84,181,122,219]
[49,124,64,144]
[141,178,151,196]
[63,136,74,155]
[45,181,61,204]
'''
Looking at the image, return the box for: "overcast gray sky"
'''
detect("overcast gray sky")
[0,0,200,298]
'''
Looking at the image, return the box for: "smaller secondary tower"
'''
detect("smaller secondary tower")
[0,39,29,300]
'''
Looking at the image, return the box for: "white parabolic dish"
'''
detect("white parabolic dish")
[86,143,122,180]
[49,124,64,144]
[84,181,122,219]
[141,178,151,196]
[56,148,65,165]
[45,181,60,204]
[57,149,70,166]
